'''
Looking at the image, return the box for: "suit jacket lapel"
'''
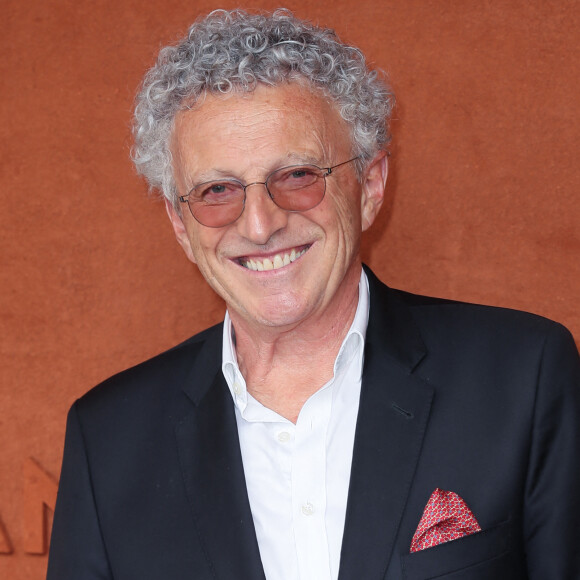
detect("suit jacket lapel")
[338,269,434,580]
[175,326,266,580]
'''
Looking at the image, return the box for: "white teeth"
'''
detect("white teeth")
[242,247,308,271]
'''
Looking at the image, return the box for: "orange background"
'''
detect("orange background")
[1,1,578,578]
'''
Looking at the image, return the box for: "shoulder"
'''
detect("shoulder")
[364,267,578,372]
[364,261,575,348]
[391,286,575,348]
[74,322,223,419]
[386,288,579,392]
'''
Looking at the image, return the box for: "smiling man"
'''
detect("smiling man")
[166,82,385,423]
[47,9,580,580]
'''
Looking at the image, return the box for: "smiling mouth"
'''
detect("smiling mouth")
[239,246,310,271]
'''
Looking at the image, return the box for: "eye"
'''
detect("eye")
[195,181,243,203]
[289,167,317,179]
[209,184,226,194]
[272,166,320,191]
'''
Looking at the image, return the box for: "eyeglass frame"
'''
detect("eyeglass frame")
[178,156,361,228]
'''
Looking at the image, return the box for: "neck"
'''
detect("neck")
[229,267,362,422]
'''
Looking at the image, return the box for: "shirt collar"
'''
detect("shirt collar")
[222,269,370,410]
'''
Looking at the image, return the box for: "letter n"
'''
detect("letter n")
[0,515,12,554]
[23,457,58,554]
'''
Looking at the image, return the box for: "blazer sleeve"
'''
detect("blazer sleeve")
[46,402,113,580]
[524,323,580,579]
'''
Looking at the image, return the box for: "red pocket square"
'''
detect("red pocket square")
[410,488,481,553]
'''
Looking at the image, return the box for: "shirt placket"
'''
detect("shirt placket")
[291,387,333,580]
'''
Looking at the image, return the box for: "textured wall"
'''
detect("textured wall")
[1,0,578,577]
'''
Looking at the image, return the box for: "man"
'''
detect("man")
[47,9,579,580]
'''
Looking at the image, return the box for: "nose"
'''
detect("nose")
[235,182,288,244]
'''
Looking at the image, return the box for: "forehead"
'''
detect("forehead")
[170,83,352,183]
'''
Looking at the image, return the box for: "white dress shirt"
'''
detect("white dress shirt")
[222,272,369,580]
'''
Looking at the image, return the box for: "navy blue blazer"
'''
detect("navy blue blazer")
[47,269,580,579]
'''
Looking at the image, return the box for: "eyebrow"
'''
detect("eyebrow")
[187,154,326,188]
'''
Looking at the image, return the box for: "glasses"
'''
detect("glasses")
[178,156,360,228]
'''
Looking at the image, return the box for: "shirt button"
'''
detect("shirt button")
[301,502,314,516]
[233,382,241,395]
[277,431,291,443]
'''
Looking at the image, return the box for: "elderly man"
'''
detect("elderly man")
[47,9,579,580]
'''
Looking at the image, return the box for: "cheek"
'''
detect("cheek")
[329,187,362,234]
[182,226,213,266]
[188,228,235,274]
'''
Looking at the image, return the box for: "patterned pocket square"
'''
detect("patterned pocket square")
[410,488,481,553]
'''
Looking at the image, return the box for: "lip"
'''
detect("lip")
[235,244,311,272]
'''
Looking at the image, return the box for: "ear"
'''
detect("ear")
[165,199,197,264]
[360,151,388,232]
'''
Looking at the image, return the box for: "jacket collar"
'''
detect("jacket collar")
[363,265,427,371]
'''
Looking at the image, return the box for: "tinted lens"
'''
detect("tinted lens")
[267,165,325,211]
[190,180,245,227]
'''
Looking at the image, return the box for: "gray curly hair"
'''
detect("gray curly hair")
[132,8,394,207]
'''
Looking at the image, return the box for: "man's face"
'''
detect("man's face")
[168,83,386,332]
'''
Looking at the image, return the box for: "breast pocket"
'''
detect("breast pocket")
[400,519,524,579]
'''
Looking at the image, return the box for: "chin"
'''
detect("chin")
[246,298,313,328]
